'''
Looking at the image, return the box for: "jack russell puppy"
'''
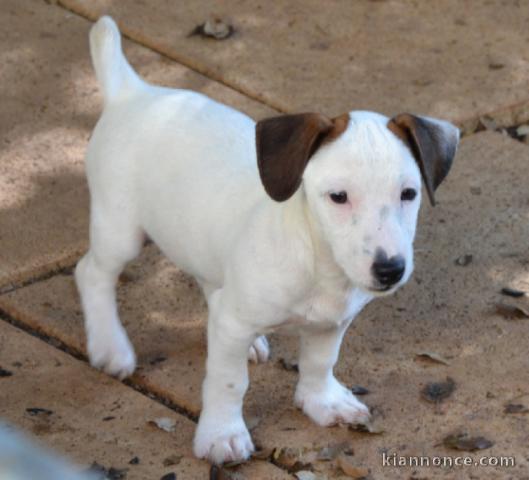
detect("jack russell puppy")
[76,16,459,464]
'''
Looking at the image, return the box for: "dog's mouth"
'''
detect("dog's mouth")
[366,283,399,295]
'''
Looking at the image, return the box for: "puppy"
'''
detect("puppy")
[76,17,459,464]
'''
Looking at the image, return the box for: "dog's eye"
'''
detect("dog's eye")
[329,191,348,204]
[401,188,417,201]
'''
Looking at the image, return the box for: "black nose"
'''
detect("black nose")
[372,251,405,287]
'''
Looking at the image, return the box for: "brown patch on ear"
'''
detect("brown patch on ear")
[256,113,348,202]
[324,113,350,144]
[388,113,457,206]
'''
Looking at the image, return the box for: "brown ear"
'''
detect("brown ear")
[256,113,348,201]
[388,113,459,206]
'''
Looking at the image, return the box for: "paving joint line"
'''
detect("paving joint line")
[0,307,197,423]
[0,307,297,474]
[55,0,285,115]
[0,262,78,296]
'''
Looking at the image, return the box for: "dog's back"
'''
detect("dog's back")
[86,17,265,284]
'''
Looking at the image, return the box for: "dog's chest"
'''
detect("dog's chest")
[293,282,373,327]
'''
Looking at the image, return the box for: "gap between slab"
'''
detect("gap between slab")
[0,305,297,477]
[56,0,287,114]
[55,0,529,139]
[0,306,197,423]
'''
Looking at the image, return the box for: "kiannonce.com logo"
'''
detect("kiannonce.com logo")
[382,452,516,468]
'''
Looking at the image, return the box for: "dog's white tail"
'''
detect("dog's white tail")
[89,16,144,103]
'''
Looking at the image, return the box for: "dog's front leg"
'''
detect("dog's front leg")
[294,322,371,427]
[194,292,255,464]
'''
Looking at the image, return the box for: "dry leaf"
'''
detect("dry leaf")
[251,447,274,461]
[337,455,369,479]
[0,367,13,377]
[442,432,493,451]
[148,417,176,433]
[349,420,384,435]
[272,447,311,473]
[504,403,529,414]
[189,18,235,40]
[421,377,456,403]
[495,303,529,320]
[295,472,319,480]
[350,385,369,395]
[500,287,525,298]
[415,351,450,365]
[162,454,182,466]
[209,465,245,480]
[516,125,529,137]
[455,254,473,266]
[316,441,353,461]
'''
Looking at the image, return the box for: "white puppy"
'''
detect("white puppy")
[76,17,459,464]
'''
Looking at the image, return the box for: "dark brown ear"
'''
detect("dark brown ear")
[388,113,459,206]
[256,113,348,201]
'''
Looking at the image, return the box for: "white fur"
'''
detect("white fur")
[76,17,458,464]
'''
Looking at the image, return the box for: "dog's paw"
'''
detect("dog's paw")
[248,335,270,363]
[87,326,136,380]
[194,417,254,464]
[295,377,370,427]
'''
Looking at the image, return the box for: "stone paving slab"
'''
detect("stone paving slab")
[59,0,529,131]
[2,131,529,478]
[0,0,275,289]
[0,320,210,479]
[0,320,291,479]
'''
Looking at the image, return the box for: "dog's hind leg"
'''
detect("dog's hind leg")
[247,335,269,363]
[75,210,143,380]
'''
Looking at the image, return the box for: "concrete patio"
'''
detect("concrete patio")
[1,1,529,479]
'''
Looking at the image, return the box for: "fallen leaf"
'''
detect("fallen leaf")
[442,432,493,451]
[162,454,182,467]
[148,417,176,433]
[488,62,505,70]
[495,303,529,320]
[189,18,235,40]
[316,441,353,461]
[516,125,529,137]
[415,351,450,366]
[278,358,299,372]
[26,407,53,416]
[504,403,529,414]
[272,447,311,473]
[210,465,245,480]
[421,377,456,403]
[128,457,140,465]
[86,463,127,480]
[160,474,176,480]
[295,472,319,480]
[455,254,473,266]
[337,455,369,478]
[478,116,497,131]
[349,419,384,435]
[251,447,274,460]
[149,356,167,365]
[501,287,526,298]
[350,385,369,395]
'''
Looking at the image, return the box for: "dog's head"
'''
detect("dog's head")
[256,111,459,295]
